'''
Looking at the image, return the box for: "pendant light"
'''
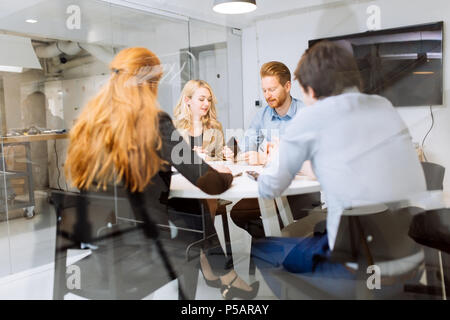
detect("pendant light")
[213,0,257,14]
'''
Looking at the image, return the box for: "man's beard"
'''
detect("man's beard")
[268,93,287,109]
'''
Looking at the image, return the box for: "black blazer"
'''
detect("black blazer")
[115,111,233,227]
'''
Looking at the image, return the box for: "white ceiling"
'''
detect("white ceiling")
[0,0,189,45]
[100,0,352,29]
[0,0,354,45]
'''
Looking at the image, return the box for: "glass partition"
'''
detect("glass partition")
[0,0,444,302]
[109,3,190,115]
[0,0,245,299]
[0,0,115,288]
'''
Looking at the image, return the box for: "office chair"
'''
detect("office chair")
[50,187,203,300]
[405,161,449,299]
[421,162,445,191]
[253,205,425,299]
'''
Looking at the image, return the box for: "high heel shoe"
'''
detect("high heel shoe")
[199,265,222,288]
[220,276,260,300]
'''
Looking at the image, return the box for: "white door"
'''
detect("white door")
[198,48,229,130]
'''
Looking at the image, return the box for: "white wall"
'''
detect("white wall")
[44,75,109,191]
[0,87,4,133]
[242,0,450,193]
[1,70,45,130]
[189,19,227,48]
[2,74,21,129]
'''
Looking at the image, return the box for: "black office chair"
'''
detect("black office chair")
[50,187,202,300]
[253,205,425,300]
[405,162,449,299]
[421,162,445,191]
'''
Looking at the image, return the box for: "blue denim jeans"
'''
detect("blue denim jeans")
[251,234,354,278]
[251,234,356,298]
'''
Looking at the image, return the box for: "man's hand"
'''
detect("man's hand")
[237,151,267,165]
[266,138,280,165]
[297,160,317,180]
[222,146,235,161]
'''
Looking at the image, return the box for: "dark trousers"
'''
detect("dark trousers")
[168,197,232,276]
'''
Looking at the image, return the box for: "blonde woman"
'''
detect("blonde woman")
[173,80,234,162]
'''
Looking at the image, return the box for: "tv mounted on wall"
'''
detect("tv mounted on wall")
[309,21,443,107]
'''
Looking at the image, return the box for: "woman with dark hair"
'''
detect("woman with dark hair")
[65,47,259,299]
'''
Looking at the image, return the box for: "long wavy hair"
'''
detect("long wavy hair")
[173,80,222,132]
[65,47,167,192]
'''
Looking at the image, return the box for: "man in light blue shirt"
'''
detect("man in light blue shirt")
[230,61,317,237]
[239,61,305,165]
[252,41,427,283]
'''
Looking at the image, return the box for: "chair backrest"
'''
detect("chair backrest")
[329,161,445,272]
[51,189,143,299]
[408,162,449,253]
[421,162,445,191]
[49,188,189,300]
[331,207,423,267]
[110,183,212,239]
[263,207,424,300]
[409,207,450,254]
[50,189,119,244]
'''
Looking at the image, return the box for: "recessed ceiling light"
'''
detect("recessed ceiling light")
[213,0,257,14]
[0,65,24,73]
[26,19,38,24]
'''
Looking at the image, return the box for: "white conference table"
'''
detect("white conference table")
[169,163,321,236]
[169,162,321,272]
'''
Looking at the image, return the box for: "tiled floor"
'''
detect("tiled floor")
[0,212,56,277]
[0,189,56,277]
[0,249,91,299]
[0,204,277,300]
[0,244,276,300]
[2,191,448,300]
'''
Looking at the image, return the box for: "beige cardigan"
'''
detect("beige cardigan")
[178,127,225,161]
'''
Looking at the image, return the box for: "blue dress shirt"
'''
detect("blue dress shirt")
[241,97,305,152]
[258,88,427,250]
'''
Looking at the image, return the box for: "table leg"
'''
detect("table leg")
[275,196,294,228]
[216,200,251,275]
[257,198,282,237]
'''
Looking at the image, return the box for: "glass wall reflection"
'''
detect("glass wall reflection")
[0,0,243,299]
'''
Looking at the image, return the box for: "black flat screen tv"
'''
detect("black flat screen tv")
[309,21,443,107]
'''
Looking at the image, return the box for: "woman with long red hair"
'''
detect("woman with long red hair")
[65,47,259,300]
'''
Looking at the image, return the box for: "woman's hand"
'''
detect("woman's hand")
[223,146,235,161]
[213,165,232,174]
[193,146,206,154]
